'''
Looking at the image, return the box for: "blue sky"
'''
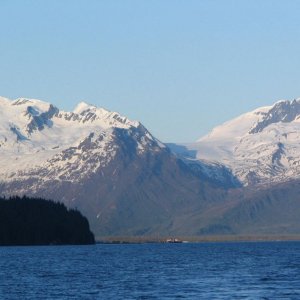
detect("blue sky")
[1,0,300,142]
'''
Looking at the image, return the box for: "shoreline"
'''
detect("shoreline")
[96,234,300,244]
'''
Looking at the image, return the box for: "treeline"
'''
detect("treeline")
[0,196,95,245]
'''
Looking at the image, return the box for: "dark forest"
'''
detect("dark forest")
[0,196,95,245]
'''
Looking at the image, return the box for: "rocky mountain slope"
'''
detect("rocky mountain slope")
[0,96,237,237]
[2,96,300,238]
[190,179,300,236]
[172,99,300,186]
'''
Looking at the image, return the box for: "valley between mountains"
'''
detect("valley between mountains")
[1,96,300,238]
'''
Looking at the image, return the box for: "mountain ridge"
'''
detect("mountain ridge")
[0,96,238,237]
[172,98,300,186]
[2,95,300,237]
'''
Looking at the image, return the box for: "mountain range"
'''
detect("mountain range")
[170,99,300,186]
[1,96,300,238]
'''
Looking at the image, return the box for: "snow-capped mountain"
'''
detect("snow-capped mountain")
[2,95,300,237]
[0,96,145,181]
[0,96,238,237]
[173,99,300,186]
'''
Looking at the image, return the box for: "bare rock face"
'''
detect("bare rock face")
[249,100,300,134]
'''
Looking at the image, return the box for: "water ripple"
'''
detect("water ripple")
[0,242,300,299]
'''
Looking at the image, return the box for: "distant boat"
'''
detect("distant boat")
[166,238,183,243]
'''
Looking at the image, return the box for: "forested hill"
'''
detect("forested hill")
[0,196,95,245]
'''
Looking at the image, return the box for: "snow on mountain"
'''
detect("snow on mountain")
[0,96,146,183]
[0,96,242,237]
[175,99,300,186]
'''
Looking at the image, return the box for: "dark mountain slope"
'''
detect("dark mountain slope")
[1,128,229,238]
[192,180,300,236]
[0,97,239,238]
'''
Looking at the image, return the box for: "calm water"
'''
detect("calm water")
[0,242,300,299]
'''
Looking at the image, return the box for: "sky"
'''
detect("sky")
[1,0,300,142]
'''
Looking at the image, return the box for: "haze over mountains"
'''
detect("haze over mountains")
[1,96,300,238]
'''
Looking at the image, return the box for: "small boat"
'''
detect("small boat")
[166,238,183,243]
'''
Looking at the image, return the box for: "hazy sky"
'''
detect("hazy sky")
[1,0,300,142]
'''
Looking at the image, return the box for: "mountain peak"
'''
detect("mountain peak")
[0,96,11,105]
[249,98,300,134]
[12,97,53,111]
[73,101,97,114]
[72,101,139,128]
[0,95,146,179]
[175,97,300,186]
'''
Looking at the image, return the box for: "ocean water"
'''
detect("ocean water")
[0,242,300,299]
